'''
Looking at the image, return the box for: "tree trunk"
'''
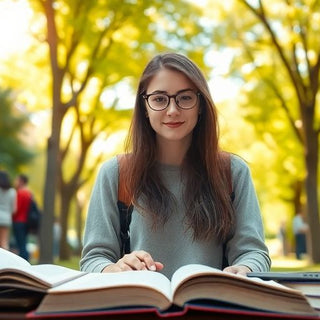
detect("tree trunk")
[303,105,320,263]
[75,195,84,256]
[39,0,65,263]
[292,180,303,214]
[39,107,63,263]
[59,185,73,260]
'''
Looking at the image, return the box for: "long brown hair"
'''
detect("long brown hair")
[124,52,235,242]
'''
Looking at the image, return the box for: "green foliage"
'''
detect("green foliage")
[211,0,319,207]
[0,88,35,173]
[207,0,320,264]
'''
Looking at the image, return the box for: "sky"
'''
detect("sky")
[0,0,32,59]
[0,0,239,106]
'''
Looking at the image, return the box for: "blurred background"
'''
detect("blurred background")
[0,0,319,270]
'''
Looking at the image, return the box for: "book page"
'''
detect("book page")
[49,270,172,300]
[0,248,30,268]
[281,282,320,296]
[37,271,174,313]
[306,297,320,310]
[0,265,84,288]
[0,249,84,288]
[25,264,84,287]
[169,264,316,316]
[170,264,303,296]
[171,264,224,294]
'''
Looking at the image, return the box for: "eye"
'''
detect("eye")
[180,94,192,101]
[151,95,167,103]
[178,91,195,102]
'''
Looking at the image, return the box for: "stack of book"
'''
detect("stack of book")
[249,271,320,315]
[0,248,319,319]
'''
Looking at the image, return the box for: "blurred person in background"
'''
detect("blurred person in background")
[12,174,32,261]
[53,215,61,260]
[0,170,16,250]
[293,212,309,260]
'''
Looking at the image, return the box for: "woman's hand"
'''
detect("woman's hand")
[102,250,164,273]
[223,265,251,276]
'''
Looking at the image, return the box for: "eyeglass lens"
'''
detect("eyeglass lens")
[147,90,198,110]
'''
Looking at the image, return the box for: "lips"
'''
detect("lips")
[163,121,184,128]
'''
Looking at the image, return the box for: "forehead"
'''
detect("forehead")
[146,68,195,94]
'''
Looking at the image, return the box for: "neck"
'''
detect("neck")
[156,138,191,166]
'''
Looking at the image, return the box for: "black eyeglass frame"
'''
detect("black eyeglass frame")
[142,90,200,111]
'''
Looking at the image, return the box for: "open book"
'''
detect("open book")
[0,248,84,309]
[0,249,318,317]
[0,248,84,292]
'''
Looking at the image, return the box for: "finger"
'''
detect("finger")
[223,265,250,276]
[117,260,135,271]
[237,270,248,276]
[223,266,240,274]
[236,265,251,276]
[134,250,158,271]
[102,264,122,273]
[120,254,146,270]
[155,261,164,271]
[223,266,234,273]
[141,262,147,270]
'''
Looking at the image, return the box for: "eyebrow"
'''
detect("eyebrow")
[148,88,195,95]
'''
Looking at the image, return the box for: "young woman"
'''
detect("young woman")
[80,52,271,278]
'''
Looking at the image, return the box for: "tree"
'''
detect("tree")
[30,0,210,262]
[213,0,320,262]
[0,88,34,173]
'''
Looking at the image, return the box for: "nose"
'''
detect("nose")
[166,97,180,115]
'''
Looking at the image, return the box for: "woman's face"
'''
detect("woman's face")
[145,68,200,148]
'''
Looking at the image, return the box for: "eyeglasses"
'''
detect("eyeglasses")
[143,90,200,111]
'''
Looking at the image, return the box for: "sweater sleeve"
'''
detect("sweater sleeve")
[225,155,271,272]
[80,156,122,272]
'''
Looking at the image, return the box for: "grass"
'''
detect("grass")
[56,254,320,272]
[271,255,320,272]
[56,256,81,270]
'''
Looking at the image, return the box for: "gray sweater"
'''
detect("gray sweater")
[80,155,271,278]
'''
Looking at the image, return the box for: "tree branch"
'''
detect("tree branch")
[239,0,305,105]
[42,0,63,80]
[265,78,304,144]
[233,25,304,144]
[60,119,77,162]
[310,51,320,97]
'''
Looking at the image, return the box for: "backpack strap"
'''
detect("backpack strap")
[117,155,132,207]
[117,155,133,256]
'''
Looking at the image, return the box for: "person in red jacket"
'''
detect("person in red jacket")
[12,174,32,261]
